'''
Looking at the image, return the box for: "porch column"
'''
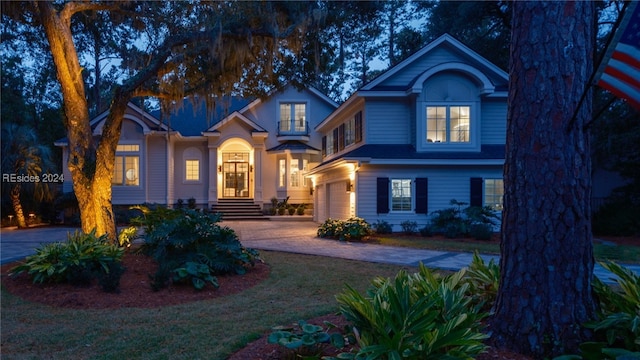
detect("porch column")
[207,140,219,207]
[253,143,264,204]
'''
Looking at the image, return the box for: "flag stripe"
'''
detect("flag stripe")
[611,43,640,71]
[600,74,640,110]
[602,58,640,90]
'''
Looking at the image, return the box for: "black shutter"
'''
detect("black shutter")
[321,136,327,157]
[415,178,428,214]
[377,177,390,214]
[470,177,483,207]
[333,128,339,152]
[355,111,363,143]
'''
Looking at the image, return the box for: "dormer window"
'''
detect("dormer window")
[279,103,307,134]
[427,106,471,143]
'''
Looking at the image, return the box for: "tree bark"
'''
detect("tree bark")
[35,1,118,240]
[491,2,596,357]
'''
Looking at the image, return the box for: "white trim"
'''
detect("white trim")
[411,63,496,95]
[206,111,267,132]
[362,33,508,90]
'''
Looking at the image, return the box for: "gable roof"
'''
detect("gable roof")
[362,33,508,92]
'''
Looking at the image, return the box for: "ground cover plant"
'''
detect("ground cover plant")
[132,206,260,290]
[9,229,125,292]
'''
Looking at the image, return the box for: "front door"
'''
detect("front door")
[222,152,250,197]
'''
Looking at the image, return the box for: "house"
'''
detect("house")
[308,34,508,229]
[56,86,339,216]
[56,34,508,227]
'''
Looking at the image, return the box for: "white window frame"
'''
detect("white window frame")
[113,144,140,187]
[183,147,202,183]
[484,178,504,211]
[278,158,286,188]
[418,101,480,152]
[279,102,307,133]
[391,179,412,212]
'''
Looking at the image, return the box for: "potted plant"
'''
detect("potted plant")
[296,203,306,215]
[288,205,296,215]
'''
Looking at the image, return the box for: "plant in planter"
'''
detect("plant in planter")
[269,197,278,215]
[296,203,306,215]
[277,196,289,215]
[288,205,296,215]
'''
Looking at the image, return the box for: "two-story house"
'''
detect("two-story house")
[57,34,508,227]
[56,86,339,217]
[307,34,508,229]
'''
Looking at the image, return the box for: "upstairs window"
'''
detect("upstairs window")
[391,179,412,211]
[280,103,306,133]
[426,106,471,143]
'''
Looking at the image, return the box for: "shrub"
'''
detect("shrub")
[373,220,393,234]
[134,206,260,290]
[419,224,433,237]
[268,320,346,358]
[463,252,500,311]
[318,217,372,241]
[288,205,296,215]
[400,220,418,234]
[589,261,640,352]
[592,200,640,236]
[11,229,125,292]
[296,203,306,215]
[469,223,493,241]
[335,263,488,359]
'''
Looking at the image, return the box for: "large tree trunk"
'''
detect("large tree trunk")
[491,2,596,357]
[35,2,119,241]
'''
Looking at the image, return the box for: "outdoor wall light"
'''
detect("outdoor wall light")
[218,165,222,173]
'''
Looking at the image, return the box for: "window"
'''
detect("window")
[302,159,309,187]
[185,160,200,181]
[279,159,286,187]
[325,131,334,156]
[344,118,355,147]
[391,179,411,211]
[290,159,299,187]
[280,103,306,133]
[426,106,470,143]
[113,144,139,186]
[484,179,504,211]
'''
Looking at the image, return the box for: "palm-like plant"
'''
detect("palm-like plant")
[1,123,55,228]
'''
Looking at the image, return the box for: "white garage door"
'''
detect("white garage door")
[315,184,327,222]
[328,181,351,220]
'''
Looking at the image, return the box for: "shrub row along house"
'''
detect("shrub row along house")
[56,34,509,230]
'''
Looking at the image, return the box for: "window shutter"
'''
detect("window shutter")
[333,128,339,152]
[415,178,428,214]
[338,124,345,151]
[355,111,363,143]
[377,177,390,214]
[321,136,326,157]
[470,177,483,207]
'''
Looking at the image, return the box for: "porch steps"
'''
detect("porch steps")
[211,198,267,221]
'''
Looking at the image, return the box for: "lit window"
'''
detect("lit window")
[280,103,306,133]
[302,159,309,187]
[426,106,471,143]
[485,179,504,211]
[279,159,286,187]
[113,144,139,186]
[185,160,199,181]
[290,159,299,187]
[391,179,411,211]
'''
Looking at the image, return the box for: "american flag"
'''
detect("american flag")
[595,1,640,110]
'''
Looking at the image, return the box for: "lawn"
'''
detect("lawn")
[0,251,407,360]
[370,234,640,264]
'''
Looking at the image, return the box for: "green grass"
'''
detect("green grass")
[371,235,640,264]
[1,251,407,360]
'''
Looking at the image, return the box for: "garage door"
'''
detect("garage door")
[315,184,327,222]
[328,181,351,220]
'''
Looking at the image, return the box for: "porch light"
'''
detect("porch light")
[347,181,353,193]
[218,165,222,173]
[250,165,253,172]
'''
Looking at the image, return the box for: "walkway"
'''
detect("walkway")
[1,221,638,284]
